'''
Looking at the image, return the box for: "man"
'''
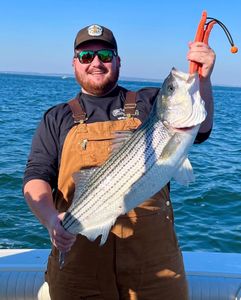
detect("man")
[23,24,215,299]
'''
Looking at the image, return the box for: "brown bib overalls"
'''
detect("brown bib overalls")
[45,93,189,300]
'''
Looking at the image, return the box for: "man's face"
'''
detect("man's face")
[73,41,121,96]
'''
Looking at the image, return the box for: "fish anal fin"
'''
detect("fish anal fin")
[81,218,116,246]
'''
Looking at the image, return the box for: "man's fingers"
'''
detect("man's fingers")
[49,216,77,252]
[51,232,76,252]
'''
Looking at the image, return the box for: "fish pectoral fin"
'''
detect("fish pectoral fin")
[72,167,99,196]
[110,130,134,154]
[81,219,115,246]
[173,158,195,186]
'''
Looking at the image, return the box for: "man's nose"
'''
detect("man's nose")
[90,54,103,66]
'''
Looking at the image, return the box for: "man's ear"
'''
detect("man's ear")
[72,58,76,67]
[117,56,121,67]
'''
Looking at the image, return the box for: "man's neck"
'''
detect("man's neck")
[81,83,118,97]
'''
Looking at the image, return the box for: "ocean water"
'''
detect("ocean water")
[0,73,240,252]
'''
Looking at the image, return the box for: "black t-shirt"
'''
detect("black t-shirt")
[23,85,210,190]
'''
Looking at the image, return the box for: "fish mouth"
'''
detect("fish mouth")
[167,125,196,133]
[175,126,196,131]
[173,126,196,132]
[163,121,196,132]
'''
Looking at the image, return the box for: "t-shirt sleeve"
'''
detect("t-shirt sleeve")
[23,106,61,190]
[135,87,160,123]
[194,128,212,144]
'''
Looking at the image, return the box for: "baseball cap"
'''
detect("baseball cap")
[74,24,117,51]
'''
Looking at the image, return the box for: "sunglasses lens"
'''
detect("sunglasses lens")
[77,49,116,64]
[78,51,95,64]
[97,50,114,62]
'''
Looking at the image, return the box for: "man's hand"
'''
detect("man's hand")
[187,41,216,79]
[187,41,215,134]
[47,212,76,253]
[24,179,77,253]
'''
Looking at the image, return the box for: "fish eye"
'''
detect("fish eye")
[167,84,175,93]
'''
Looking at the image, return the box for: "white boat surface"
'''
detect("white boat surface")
[0,249,240,300]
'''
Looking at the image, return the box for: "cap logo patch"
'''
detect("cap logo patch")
[88,25,103,37]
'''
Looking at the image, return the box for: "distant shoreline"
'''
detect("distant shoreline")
[0,70,162,83]
[0,70,240,88]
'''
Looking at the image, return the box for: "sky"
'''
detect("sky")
[1,0,240,86]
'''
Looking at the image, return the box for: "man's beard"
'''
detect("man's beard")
[75,67,120,96]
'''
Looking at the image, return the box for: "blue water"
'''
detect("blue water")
[0,73,240,252]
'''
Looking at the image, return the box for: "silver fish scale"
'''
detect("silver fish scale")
[63,116,155,226]
[88,125,172,222]
[63,110,173,231]
[63,119,171,229]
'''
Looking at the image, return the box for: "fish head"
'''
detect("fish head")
[157,67,207,130]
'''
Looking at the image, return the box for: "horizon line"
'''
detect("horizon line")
[0,70,240,88]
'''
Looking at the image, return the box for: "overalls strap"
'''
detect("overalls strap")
[68,94,87,124]
[124,91,137,117]
[68,91,137,123]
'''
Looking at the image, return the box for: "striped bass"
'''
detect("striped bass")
[62,68,207,245]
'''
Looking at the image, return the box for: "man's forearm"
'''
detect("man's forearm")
[24,179,77,252]
[24,179,58,229]
[199,77,214,133]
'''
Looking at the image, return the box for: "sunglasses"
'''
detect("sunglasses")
[75,49,117,64]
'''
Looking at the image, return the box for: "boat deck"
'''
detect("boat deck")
[0,249,241,299]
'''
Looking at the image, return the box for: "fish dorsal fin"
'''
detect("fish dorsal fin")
[173,158,195,186]
[110,130,134,154]
[72,167,99,196]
